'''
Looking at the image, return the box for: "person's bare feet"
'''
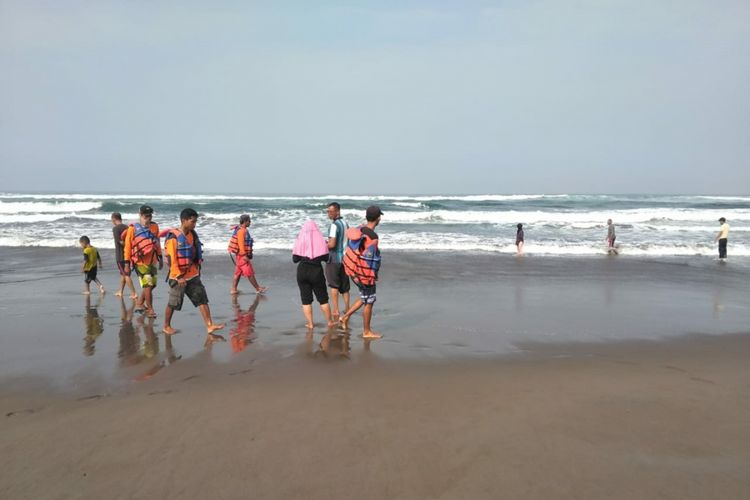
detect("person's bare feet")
[82,290,91,295]
[115,291,123,297]
[305,322,314,329]
[146,309,157,318]
[129,293,138,299]
[99,285,106,294]
[162,325,177,335]
[338,316,350,330]
[362,330,382,339]
[229,289,239,295]
[255,286,268,294]
[207,323,225,334]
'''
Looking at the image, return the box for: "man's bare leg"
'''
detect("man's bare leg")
[144,287,156,317]
[116,276,125,297]
[339,299,363,330]
[362,303,381,339]
[162,306,177,335]
[342,291,350,314]
[125,276,137,298]
[198,303,225,334]
[230,275,241,294]
[248,276,267,293]
[330,288,340,319]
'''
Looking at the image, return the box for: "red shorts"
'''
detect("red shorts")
[234,257,255,278]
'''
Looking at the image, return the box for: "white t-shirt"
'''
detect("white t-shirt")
[719,223,730,239]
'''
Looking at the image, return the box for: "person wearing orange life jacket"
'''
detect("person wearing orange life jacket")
[162,208,225,342]
[228,214,267,295]
[122,205,163,318]
[339,205,384,340]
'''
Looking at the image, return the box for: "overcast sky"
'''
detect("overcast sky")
[1,1,748,194]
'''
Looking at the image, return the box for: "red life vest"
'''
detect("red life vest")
[227,225,254,256]
[128,222,159,263]
[343,226,381,286]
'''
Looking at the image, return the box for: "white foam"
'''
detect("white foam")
[0,201,102,214]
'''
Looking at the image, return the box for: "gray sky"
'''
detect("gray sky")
[1,0,748,194]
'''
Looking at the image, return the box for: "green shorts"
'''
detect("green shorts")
[134,264,158,288]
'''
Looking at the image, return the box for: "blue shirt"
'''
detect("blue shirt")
[328,218,348,264]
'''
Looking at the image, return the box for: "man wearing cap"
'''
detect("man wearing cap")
[325,202,350,320]
[715,217,730,260]
[123,205,163,317]
[340,205,383,340]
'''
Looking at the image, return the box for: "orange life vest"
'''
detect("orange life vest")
[227,225,254,255]
[128,222,159,263]
[342,226,381,286]
[164,229,202,273]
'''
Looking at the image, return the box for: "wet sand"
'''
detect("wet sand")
[1,248,749,498]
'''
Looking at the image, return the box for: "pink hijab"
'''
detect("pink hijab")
[292,220,329,260]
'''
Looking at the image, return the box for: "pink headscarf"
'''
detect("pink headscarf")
[292,220,329,260]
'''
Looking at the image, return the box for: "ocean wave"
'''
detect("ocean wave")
[0,201,102,214]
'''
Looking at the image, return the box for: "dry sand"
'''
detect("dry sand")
[2,333,748,500]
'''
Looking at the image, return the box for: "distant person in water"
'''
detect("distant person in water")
[111,212,137,299]
[123,205,163,317]
[606,219,618,255]
[228,214,267,294]
[715,217,730,261]
[325,202,350,319]
[162,208,225,342]
[515,223,525,255]
[340,205,383,340]
[79,235,104,295]
[292,220,335,329]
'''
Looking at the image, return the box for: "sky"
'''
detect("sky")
[1,0,748,195]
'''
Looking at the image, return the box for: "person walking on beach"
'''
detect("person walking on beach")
[325,202,350,319]
[515,223,525,255]
[123,205,163,317]
[715,217,730,261]
[111,212,137,299]
[162,208,225,341]
[292,220,335,329]
[228,214,267,294]
[340,205,383,340]
[606,219,618,255]
[79,235,105,295]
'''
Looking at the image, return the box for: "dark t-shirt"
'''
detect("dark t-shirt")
[516,229,524,244]
[361,226,378,242]
[112,223,128,262]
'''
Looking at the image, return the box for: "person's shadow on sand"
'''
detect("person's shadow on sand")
[83,295,104,356]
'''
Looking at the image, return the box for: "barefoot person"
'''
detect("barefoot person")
[292,220,335,329]
[228,214,267,294]
[162,208,224,340]
[325,202,350,319]
[715,217,730,261]
[606,218,618,255]
[111,212,137,299]
[123,205,163,317]
[79,235,105,295]
[340,205,383,340]
[515,223,525,255]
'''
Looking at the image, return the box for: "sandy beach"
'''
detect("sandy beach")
[1,248,749,499]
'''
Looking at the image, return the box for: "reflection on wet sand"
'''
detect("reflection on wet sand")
[230,294,263,353]
[117,297,137,362]
[316,330,351,359]
[83,295,104,356]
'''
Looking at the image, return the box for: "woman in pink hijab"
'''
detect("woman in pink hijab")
[292,220,334,329]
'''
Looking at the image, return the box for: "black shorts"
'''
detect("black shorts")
[297,263,328,306]
[324,262,350,293]
[167,277,209,311]
[84,267,98,284]
[356,283,377,305]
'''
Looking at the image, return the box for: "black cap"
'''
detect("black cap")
[366,205,384,222]
[139,205,154,215]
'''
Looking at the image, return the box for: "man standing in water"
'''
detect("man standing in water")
[715,217,730,261]
[325,202,350,320]
[162,208,225,341]
[606,219,618,255]
[123,205,163,317]
[340,205,383,340]
[111,212,137,299]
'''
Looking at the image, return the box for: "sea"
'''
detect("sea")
[1,193,748,257]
